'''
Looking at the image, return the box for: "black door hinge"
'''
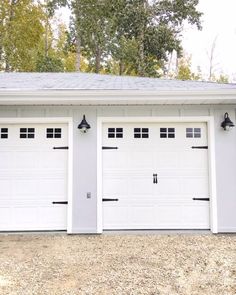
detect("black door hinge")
[53,146,69,150]
[102,198,119,202]
[52,201,68,204]
[192,146,208,149]
[193,198,210,201]
[102,146,118,150]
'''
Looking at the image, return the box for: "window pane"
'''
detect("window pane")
[108,128,115,132]
[142,128,148,133]
[194,128,201,133]
[142,134,149,138]
[28,133,34,138]
[108,133,115,138]
[47,133,54,138]
[134,134,141,138]
[168,133,175,138]
[160,128,167,132]
[134,128,141,132]
[116,133,123,138]
[20,134,27,138]
[28,128,35,133]
[168,128,175,133]
[20,128,27,133]
[186,133,193,138]
[160,133,167,138]
[194,133,201,138]
[116,128,123,133]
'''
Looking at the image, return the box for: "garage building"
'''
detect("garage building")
[0,73,236,233]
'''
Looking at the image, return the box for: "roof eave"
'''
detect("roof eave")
[0,89,236,105]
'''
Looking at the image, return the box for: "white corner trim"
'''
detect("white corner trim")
[0,117,74,234]
[207,117,218,233]
[70,228,101,234]
[97,116,218,234]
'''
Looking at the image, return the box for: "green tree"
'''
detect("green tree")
[176,56,202,81]
[51,0,202,76]
[0,0,45,71]
[109,0,202,76]
[36,55,64,72]
[216,74,229,84]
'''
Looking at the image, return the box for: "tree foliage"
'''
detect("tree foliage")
[0,0,204,77]
[0,0,44,71]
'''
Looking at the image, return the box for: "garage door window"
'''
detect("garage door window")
[20,128,35,139]
[108,128,123,138]
[46,128,62,138]
[160,128,175,138]
[134,128,149,138]
[1,128,8,139]
[186,128,201,138]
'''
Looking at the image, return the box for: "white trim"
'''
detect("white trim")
[97,116,218,234]
[0,117,73,233]
[1,89,236,105]
[70,228,101,234]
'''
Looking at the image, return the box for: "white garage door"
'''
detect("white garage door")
[102,122,210,230]
[0,123,68,231]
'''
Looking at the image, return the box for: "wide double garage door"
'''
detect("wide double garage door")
[103,122,210,230]
[0,124,68,231]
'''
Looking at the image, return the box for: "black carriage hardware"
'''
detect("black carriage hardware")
[53,146,69,150]
[192,198,210,201]
[191,146,208,149]
[102,146,118,150]
[102,198,119,202]
[52,201,68,204]
[153,174,158,184]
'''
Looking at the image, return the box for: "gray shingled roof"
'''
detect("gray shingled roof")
[0,72,236,91]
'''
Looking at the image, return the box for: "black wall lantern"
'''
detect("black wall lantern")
[78,115,91,133]
[221,112,235,131]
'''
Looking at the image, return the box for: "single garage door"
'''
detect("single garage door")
[0,123,68,231]
[102,122,210,230]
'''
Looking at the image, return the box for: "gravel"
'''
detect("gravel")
[0,233,235,295]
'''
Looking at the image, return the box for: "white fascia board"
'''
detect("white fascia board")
[0,89,236,105]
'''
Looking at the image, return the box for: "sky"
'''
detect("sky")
[182,0,236,82]
[57,0,236,82]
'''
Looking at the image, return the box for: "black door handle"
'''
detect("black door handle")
[153,174,158,184]
[102,198,119,202]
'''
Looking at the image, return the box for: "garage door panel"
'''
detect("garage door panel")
[103,122,210,230]
[181,151,208,169]
[0,179,11,196]
[128,177,153,195]
[0,123,68,231]
[155,178,181,195]
[103,178,127,195]
[103,152,128,169]
[38,178,67,196]
[129,151,154,168]
[156,152,179,168]
[181,177,209,195]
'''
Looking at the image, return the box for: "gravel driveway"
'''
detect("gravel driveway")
[0,233,235,295]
